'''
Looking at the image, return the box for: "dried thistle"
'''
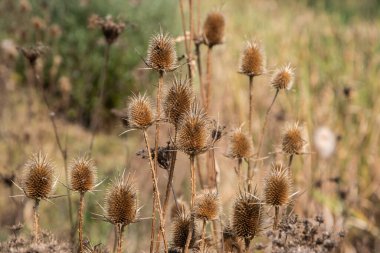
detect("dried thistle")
[136,142,174,170]
[171,210,197,250]
[239,40,266,77]
[127,93,155,129]
[203,11,225,48]
[146,32,177,72]
[282,122,305,155]
[69,156,97,193]
[264,163,293,207]
[88,15,125,44]
[194,190,219,221]
[227,127,253,160]
[170,199,188,220]
[271,64,295,90]
[19,44,48,66]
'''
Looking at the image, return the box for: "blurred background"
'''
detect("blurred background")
[0,0,379,252]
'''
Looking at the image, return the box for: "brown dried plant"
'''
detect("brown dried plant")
[88,15,125,45]
[127,93,155,129]
[203,11,225,48]
[146,32,178,72]
[282,122,306,168]
[171,209,197,251]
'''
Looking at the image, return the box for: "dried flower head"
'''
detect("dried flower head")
[69,156,97,193]
[170,198,188,220]
[203,11,225,47]
[136,142,174,170]
[282,122,305,155]
[232,191,263,240]
[31,16,46,31]
[271,64,295,90]
[105,174,138,226]
[19,44,48,66]
[171,209,196,249]
[177,103,211,156]
[163,77,193,128]
[127,94,155,129]
[239,40,266,77]
[314,126,336,159]
[147,32,177,72]
[22,152,54,200]
[227,127,253,159]
[194,190,219,221]
[264,163,292,206]
[88,15,125,44]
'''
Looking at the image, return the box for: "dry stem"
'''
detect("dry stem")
[273,206,279,230]
[116,224,125,253]
[78,192,85,253]
[200,219,207,253]
[205,46,212,111]
[33,199,40,242]
[247,75,254,190]
[190,155,196,207]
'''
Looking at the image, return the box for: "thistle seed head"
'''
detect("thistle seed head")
[203,11,225,47]
[239,40,266,77]
[194,190,219,221]
[271,64,295,90]
[69,156,97,193]
[171,209,196,249]
[22,152,54,200]
[19,44,48,66]
[264,163,292,206]
[232,191,263,240]
[163,77,193,128]
[105,174,138,226]
[170,198,188,220]
[227,127,253,159]
[88,15,125,44]
[127,93,155,129]
[282,122,305,155]
[147,32,177,72]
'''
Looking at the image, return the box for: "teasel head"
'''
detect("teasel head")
[163,77,194,129]
[104,174,138,226]
[88,15,125,45]
[239,40,266,77]
[177,103,211,156]
[171,209,197,249]
[146,31,177,72]
[194,190,219,221]
[227,127,253,160]
[21,152,55,200]
[232,191,263,241]
[282,122,306,155]
[203,11,225,48]
[264,163,293,207]
[170,198,188,220]
[69,156,97,193]
[271,64,295,90]
[127,93,155,129]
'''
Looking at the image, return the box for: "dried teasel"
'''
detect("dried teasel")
[88,15,125,45]
[194,190,219,221]
[282,122,305,155]
[203,11,225,48]
[69,156,97,193]
[170,198,188,220]
[239,40,266,77]
[163,77,193,129]
[227,127,253,159]
[127,93,155,129]
[136,142,174,170]
[264,163,293,207]
[19,44,48,66]
[271,64,295,90]
[171,209,197,249]
[146,32,177,72]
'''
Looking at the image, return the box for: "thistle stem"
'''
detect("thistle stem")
[116,224,125,253]
[33,199,40,242]
[78,192,85,253]
[273,206,279,230]
[288,155,294,170]
[247,75,254,191]
[188,0,194,80]
[200,219,207,253]
[205,46,213,112]
[244,238,251,253]
[190,155,196,207]
[179,0,192,80]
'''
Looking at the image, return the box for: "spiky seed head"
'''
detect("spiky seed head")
[271,64,295,90]
[177,103,210,156]
[194,190,219,221]
[69,156,97,193]
[203,11,225,47]
[239,41,266,77]
[105,174,138,226]
[264,163,292,206]
[282,122,305,155]
[232,192,263,240]
[171,209,196,249]
[163,77,193,128]
[147,32,177,72]
[22,152,54,200]
[227,127,253,159]
[127,94,155,129]
[170,198,188,220]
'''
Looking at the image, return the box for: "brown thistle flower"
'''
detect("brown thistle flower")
[127,93,155,129]
[177,103,211,156]
[271,64,295,90]
[203,11,225,48]
[146,32,177,72]
[171,210,196,249]
[264,163,292,206]
[104,175,138,226]
[194,190,219,221]
[88,15,125,44]
[69,156,97,193]
[21,152,54,200]
[19,44,48,66]
[282,122,305,155]
[239,40,266,77]
[163,77,193,128]
[227,127,253,159]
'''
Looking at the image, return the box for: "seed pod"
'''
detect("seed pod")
[69,156,97,193]
[271,64,295,90]
[264,163,292,206]
[127,93,155,129]
[282,122,305,155]
[171,210,196,249]
[227,127,253,159]
[203,11,225,47]
[147,32,177,72]
[239,40,266,77]
[194,190,219,221]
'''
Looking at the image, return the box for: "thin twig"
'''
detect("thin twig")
[247,75,254,191]
[205,46,212,111]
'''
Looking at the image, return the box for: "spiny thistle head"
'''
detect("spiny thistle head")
[170,198,188,220]
[194,190,219,221]
[163,77,193,128]
[271,64,295,90]
[203,11,225,47]
[22,152,54,200]
[282,122,305,155]
[147,32,177,72]
[177,103,211,156]
[239,40,266,77]
[171,209,196,249]
[127,93,155,129]
[264,163,292,206]
[232,191,263,240]
[105,174,138,226]
[69,156,97,193]
[227,127,253,159]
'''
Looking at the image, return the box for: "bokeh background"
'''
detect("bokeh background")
[0,0,379,252]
